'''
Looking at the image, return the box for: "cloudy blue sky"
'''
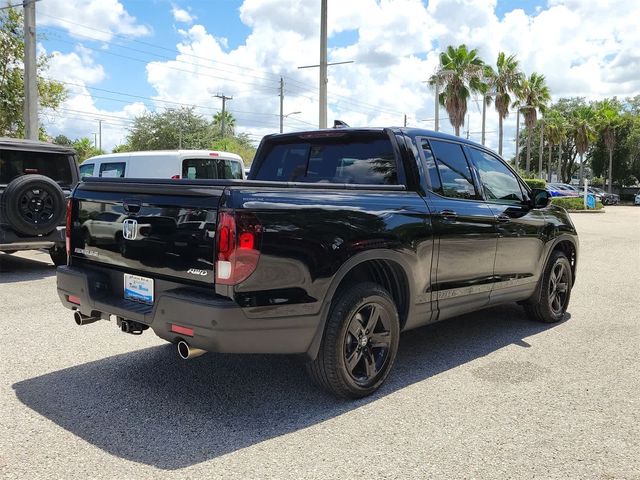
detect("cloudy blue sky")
[32,0,640,156]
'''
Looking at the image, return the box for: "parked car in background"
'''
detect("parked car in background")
[634,190,640,205]
[0,138,79,265]
[592,187,619,205]
[80,150,245,180]
[547,183,579,197]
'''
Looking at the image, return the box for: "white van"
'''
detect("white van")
[79,150,245,180]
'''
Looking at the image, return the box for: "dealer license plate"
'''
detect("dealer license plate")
[124,273,154,304]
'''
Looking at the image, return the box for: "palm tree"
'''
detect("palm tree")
[485,52,522,156]
[428,44,484,136]
[213,111,236,137]
[569,105,597,185]
[544,110,567,182]
[596,100,621,193]
[515,72,551,175]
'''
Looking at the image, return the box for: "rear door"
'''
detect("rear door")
[419,138,498,318]
[72,180,225,286]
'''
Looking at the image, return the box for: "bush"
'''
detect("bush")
[551,197,604,210]
[523,178,547,189]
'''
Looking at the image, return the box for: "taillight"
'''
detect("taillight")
[215,211,261,285]
[171,175,180,179]
[65,199,72,258]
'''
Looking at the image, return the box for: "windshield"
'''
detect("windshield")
[0,148,73,186]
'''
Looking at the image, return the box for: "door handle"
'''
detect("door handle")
[438,209,458,220]
[496,214,510,223]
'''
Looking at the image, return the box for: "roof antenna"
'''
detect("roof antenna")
[333,120,349,128]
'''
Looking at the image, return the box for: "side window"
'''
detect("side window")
[419,138,441,192]
[79,163,94,178]
[429,140,479,200]
[220,159,243,179]
[99,162,126,178]
[468,148,525,204]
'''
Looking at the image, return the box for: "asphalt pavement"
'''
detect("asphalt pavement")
[0,207,638,479]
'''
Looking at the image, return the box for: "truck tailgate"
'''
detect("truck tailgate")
[71,180,225,286]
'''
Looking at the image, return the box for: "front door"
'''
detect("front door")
[465,146,547,303]
[421,138,498,319]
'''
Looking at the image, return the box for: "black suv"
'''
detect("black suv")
[1,138,79,265]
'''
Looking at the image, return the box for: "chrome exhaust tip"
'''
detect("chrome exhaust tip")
[177,340,206,360]
[74,311,100,326]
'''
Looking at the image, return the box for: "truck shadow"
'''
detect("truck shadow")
[0,252,55,283]
[13,304,564,470]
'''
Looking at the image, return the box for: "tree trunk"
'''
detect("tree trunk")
[455,124,460,136]
[579,153,584,186]
[525,129,532,175]
[538,127,544,179]
[548,144,552,182]
[498,116,503,156]
[558,143,563,183]
[608,148,613,193]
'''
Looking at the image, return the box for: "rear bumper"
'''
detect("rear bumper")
[56,265,320,356]
[0,226,64,251]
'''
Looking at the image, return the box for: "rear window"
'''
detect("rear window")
[182,158,243,180]
[79,163,94,178]
[253,133,398,185]
[0,148,73,186]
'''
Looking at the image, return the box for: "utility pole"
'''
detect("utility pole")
[434,81,440,132]
[279,77,284,134]
[466,113,470,139]
[23,0,38,140]
[93,133,97,148]
[98,119,102,151]
[214,93,232,136]
[319,0,327,129]
[538,121,544,179]
[403,114,407,127]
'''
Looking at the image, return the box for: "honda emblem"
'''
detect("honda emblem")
[122,219,138,240]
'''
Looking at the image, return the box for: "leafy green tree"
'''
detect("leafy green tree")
[72,137,103,163]
[111,144,131,153]
[125,107,216,150]
[213,110,236,137]
[568,105,598,185]
[485,52,522,156]
[53,134,72,146]
[544,109,567,181]
[514,72,551,175]
[210,134,256,165]
[0,6,66,137]
[429,44,484,136]
[595,100,622,192]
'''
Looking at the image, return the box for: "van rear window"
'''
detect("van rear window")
[182,158,243,180]
[253,133,397,185]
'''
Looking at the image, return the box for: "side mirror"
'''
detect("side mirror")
[530,188,552,209]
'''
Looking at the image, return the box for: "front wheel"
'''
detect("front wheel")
[524,250,573,323]
[307,282,400,399]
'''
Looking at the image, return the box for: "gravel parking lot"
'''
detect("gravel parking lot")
[1,206,638,479]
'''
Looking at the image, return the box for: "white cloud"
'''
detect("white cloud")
[171,4,196,24]
[38,0,150,42]
[40,0,640,160]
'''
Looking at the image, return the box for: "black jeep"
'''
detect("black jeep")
[0,138,79,265]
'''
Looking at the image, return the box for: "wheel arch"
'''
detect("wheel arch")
[305,250,413,360]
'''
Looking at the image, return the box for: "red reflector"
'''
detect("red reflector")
[238,232,254,250]
[209,152,219,156]
[68,295,80,305]
[171,174,180,179]
[171,324,194,337]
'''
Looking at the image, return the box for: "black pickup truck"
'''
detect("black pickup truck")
[57,128,578,398]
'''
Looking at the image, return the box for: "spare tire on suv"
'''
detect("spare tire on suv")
[0,174,66,236]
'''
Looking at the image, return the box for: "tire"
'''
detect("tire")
[524,251,573,323]
[306,282,400,399]
[0,175,66,236]
[49,244,67,266]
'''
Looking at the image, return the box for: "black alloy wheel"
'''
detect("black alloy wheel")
[525,250,573,323]
[548,261,570,317]
[343,302,393,386]
[307,282,400,398]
